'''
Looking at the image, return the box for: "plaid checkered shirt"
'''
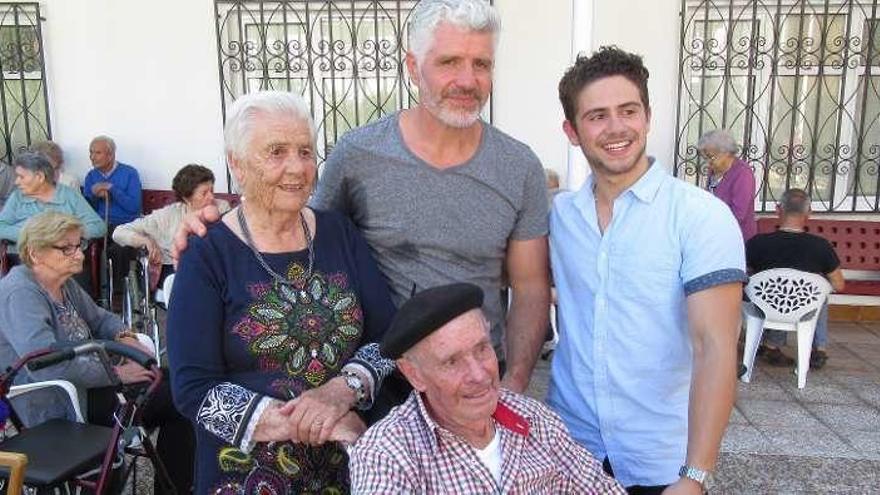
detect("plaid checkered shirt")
[349,388,626,494]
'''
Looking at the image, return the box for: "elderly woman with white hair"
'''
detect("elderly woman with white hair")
[697,129,757,241]
[0,152,104,252]
[168,91,397,493]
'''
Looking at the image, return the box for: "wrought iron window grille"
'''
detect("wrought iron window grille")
[675,0,880,212]
[0,2,50,165]
[214,0,494,188]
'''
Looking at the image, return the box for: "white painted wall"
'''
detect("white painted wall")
[41,0,228,191]
[493,0,573,183]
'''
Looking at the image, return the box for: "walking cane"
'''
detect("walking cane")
[98,192,112,310]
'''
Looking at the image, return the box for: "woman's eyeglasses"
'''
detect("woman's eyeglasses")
[700,151,718,162]
[51,239,89,256]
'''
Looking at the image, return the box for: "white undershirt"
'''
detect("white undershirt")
[474,427,503,486]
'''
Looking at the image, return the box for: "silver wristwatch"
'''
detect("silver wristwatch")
[342,371,368,409]
[678,464,710,486]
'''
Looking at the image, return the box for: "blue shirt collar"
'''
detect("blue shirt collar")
[573,157,666,222]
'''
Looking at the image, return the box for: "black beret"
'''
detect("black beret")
[381,283,484,359]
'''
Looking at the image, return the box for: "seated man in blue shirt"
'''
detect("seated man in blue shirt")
[548,47,746,494]
[84,135,142,301]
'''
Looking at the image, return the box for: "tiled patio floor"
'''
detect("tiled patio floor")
[525,320,880,494]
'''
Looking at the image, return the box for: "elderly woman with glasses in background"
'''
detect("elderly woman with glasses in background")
[698,129,757,242]
[0,211,195,492]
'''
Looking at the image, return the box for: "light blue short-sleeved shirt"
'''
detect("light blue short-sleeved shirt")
[547,159,746,487]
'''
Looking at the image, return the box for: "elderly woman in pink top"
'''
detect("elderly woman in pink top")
[698,130,757,241]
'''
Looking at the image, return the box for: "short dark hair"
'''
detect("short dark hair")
[558,46,650,125]
[780,188,810,215]
[172,164,215,202]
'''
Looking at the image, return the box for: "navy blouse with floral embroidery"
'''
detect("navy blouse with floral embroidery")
[168,209,396,494]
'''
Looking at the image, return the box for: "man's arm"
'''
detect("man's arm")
[348,442,417,494]
[827,268,845,292]
[501,236,550,393]
[667,282,741,494]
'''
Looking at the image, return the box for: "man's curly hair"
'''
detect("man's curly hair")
[558,46,650,125]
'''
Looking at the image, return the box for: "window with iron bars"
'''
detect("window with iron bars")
[214,1,431,171]
[0,3,50,164]
[675,0,880,212]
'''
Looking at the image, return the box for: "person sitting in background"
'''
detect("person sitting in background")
[746,188,845,369]
[113,164,230,286]
[0,152,105,261]
[0,211,193,493]
[544,167,564,207]
[31,140,81,192]
[0,159,14,211]
[698,129,757,242]
[83,135,142,303]
[349,283,624,494]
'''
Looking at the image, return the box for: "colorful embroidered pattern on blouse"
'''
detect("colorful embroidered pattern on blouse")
[214,442,348,494]
[215,263,363,493]
[232,264,364,396]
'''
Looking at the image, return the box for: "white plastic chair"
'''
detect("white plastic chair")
[8,380,84,422]
[741,268,832,389]
[157,273,175,309]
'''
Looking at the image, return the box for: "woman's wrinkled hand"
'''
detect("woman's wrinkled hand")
[288,376,357,446]
[144,236,163,265]
[329,411,367,447]
[253,399,297,443]
[172,204,221,268]
[113,360,153,384]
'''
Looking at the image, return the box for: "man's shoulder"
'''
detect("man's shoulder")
[482,123,536,156]
[354,392,424,451]
[498,389,560,426]
[664,173,737,226]
[116,162,140,176]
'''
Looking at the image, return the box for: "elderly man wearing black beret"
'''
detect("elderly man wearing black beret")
[348,283,624,494]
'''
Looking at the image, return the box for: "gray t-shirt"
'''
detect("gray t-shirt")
[312,113,548,353]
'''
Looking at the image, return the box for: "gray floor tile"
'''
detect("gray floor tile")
[728,406,749,425]
[804,403,880,431]
[787,377,864,404]
[837,429,880,459]
[738,400,824,429]
[762,426,857,458]
[737,378,791,401]
[714,453,880,493]
[721,424,770,454]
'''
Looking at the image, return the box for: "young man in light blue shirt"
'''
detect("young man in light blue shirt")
[548,47,747,494]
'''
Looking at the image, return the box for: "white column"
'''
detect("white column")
[566,0,594,191]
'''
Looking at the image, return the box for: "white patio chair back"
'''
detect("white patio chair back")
[745,268,832,323]
[740,268,832,389]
